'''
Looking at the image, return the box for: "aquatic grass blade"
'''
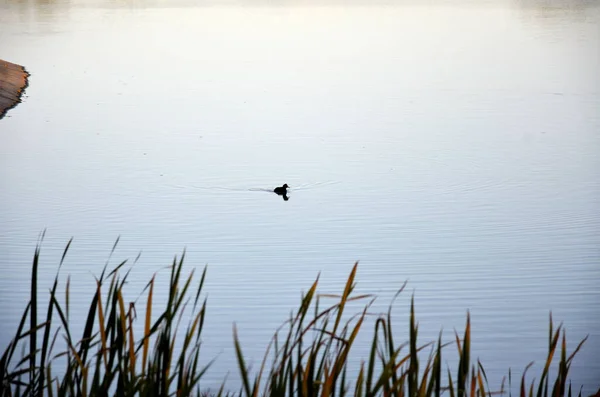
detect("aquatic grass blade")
[233,325,253,397]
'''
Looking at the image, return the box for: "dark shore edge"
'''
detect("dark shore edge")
[0,59,30,119]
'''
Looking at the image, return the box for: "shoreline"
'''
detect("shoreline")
[0,59,30,119]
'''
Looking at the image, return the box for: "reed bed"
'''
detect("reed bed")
[0,241,594,397]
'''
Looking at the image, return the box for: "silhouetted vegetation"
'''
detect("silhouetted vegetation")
[0,240,594,397]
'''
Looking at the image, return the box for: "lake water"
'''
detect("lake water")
[1,0,599,393]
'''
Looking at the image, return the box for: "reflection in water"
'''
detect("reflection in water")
[3,0,599,28]
[0,0,72,31]
[512,0,597,22]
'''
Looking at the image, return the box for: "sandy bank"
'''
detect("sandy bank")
[0,59,29,119]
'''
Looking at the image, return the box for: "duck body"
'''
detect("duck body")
[274,184,289,195]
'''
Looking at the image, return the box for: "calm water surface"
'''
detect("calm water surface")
[1,0,599,392]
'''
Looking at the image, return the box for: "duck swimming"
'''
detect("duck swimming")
[274,184,289,195]
[274,184,289,200]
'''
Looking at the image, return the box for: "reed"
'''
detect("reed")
[0,241,594,397]
[1,239,210,397]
